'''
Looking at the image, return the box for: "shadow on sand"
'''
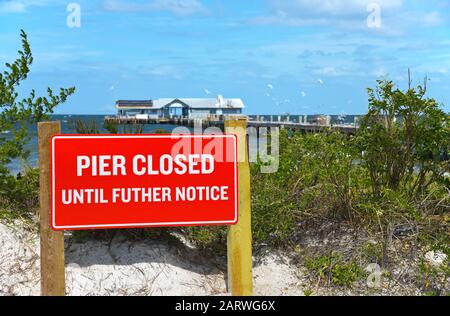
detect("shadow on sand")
[64,230,227,277]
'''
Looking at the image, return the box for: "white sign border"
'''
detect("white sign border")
[51,134,238,230]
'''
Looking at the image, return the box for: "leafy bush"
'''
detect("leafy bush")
[183,226,227,252]
[356,78,449,197]
[185,129,361,250]
[0,30,75,166]
[127,78,450,263]
[305,252,365,287]
[249,78,449,250]
[184,86,449,250]
[418,258,450,296]
[0,30,75,215]
[153,128,171,134]
[70,120,144,135]
[70,119,100,134]
[0,167,40,219]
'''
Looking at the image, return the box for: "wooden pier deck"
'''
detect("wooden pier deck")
[104,116,359,135]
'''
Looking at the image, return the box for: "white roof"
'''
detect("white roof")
[152,96,244,109]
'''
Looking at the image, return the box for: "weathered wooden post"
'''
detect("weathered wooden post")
[38,121,65,296]
[225,117,253,296]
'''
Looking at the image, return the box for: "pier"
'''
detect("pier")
[104,115,359,135]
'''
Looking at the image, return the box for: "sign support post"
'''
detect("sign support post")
[38,121,65,296]
[225,117,253,296]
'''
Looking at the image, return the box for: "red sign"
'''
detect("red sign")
[51,135,238,231]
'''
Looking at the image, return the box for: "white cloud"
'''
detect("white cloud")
[312,66,353,77]
[139,64,184,79]
[0,0,50,13]
[103,0,207,16]
[251,0,404,30]
[0,0,25,13]
[374,67,387,77]
[251,1,448,39]
[423,11,443,27]
[314,66,337,76]
[268,0,403,17]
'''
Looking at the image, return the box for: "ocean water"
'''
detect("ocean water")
[8,115,183,174]
[7,114,360,174]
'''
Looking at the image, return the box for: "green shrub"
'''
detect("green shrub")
[153,128,171,134]
[356,77,449,197]
[361,242,384,265]
[104,121,119,134]
[0,167,40,219]
[250,129,362,245]
[305,252,365,287]
[0,30,75,169]
[418,258,450,296]
[183,226,227,252]
[121,124,143,134]
[0,30,74,219]
[69,119,100,134]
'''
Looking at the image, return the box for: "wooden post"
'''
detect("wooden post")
[38,121,65,296]
[225,117,253,296]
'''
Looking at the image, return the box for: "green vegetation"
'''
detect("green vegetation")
[185,77,449,268]
[360,242,384,265]
[0,30,75,217]
[358,76,449,197]
[0,166,40,220]
[69,119,144,135]
[304,252,365,288]
[69,119,100,134]
[153,128,171,134]
[418,258,450,296]
[303,289,314,296]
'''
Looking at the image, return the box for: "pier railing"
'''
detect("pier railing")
[104,115,359,134]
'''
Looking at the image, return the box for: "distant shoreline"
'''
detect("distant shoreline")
[50,113,367,116]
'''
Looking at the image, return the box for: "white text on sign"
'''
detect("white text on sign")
[77,154,215,177]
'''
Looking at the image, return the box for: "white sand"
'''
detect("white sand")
[0,220,304,296]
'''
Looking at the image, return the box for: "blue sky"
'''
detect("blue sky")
[1,0,450,114]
